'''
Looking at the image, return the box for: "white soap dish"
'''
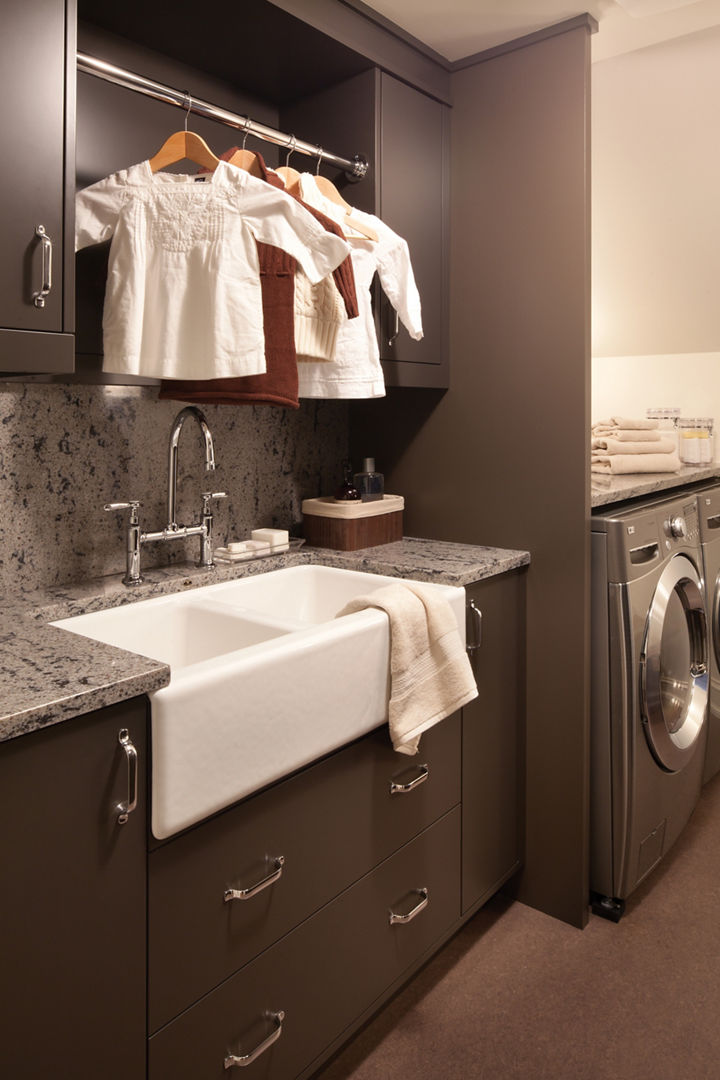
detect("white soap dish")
[214,537,304,564]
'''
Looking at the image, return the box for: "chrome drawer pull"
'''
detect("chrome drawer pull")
[33,225,53,308]
[116,728,138,825]
[224,1010,285,1069]
[224,856,285,902]
[390,764,429,795]
[389,887,429,925]
[466,598,483,653]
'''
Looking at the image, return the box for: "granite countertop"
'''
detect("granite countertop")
[591,464,720,509]
[0,537,530,744]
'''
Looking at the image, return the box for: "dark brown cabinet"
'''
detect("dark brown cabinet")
[284,66,450,390]
[148,714,461,1033]
[377,72,450,388]
[0,565,524,1080]
[0,0,75,372]
[149,809,461,1079]
[462,570,526,912]
[0,698,147,1079]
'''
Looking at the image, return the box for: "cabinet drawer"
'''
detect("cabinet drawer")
[149,713,460,1032]
[149,807,461,1079]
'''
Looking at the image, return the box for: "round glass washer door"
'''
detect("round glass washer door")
[640,553,708,772]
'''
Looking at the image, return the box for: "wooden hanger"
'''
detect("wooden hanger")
[149,97,220,173]
[227,147,264,178]
[275,165,302,195]
[225,120,264,179]
[309,173,378,242]
[149,129,220,173]
[274,135,304,196]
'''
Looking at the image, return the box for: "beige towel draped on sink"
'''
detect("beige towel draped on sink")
[337,582,478,755]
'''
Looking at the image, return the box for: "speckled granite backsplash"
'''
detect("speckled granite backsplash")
[0,383,348,595]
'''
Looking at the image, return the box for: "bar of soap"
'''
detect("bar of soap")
[245,539,271,554]
[251,528,290,547]
[226,541,249,553]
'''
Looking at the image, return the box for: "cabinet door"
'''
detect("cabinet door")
[462,570,525,912]
[0,0,74,370]
[378,72,449,388]
[0,699,147,1080]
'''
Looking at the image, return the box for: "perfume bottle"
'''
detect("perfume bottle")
[353,458,384,502]
[334,459,361,501]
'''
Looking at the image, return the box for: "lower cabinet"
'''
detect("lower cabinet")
[149,808,461,1079]
[1,570,524,1079]
[0,698,147,1080]
[148,714,461,1033]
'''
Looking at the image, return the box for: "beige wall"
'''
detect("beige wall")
[592,25,720,359]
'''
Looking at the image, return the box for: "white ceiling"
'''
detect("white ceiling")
[358,0,720,62]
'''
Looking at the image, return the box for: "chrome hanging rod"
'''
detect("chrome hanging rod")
[76,52,368,180]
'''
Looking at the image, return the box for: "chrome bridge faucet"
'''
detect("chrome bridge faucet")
[105,406,227,586]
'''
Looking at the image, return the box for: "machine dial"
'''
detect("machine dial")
[667,515,687,539]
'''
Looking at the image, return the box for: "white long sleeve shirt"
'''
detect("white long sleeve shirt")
[75,160,350,381]
[296,174,423,399]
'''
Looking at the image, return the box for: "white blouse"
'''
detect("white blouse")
[295,174,423,399]
[75,160,350,381]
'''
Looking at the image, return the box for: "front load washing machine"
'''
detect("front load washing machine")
[696,483,720,783]
[591,492,708,919]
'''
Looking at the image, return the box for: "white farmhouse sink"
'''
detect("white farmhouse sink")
[53,565,465,839]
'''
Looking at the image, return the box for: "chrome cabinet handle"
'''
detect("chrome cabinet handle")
[224,1011,285,1069]
[389,887,429,925]
[33,225,53,308]
[224,856,285,902]
[116,728,138,825]
[466,598,483,653]
[390,764,429,795]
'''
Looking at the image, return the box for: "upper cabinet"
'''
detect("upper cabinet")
[376,72,450,388]
[70,0,450,388]
[283,66,450,390]
[0,0,75,373]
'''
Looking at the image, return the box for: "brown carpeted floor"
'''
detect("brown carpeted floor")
[315,772,720,1080]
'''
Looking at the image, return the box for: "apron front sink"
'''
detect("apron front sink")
[53,565,465,839]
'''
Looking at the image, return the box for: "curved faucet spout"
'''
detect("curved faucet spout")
[167,406,216,529]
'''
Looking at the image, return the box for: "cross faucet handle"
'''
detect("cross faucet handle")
[104,500,142,524]
[201,491,228,513]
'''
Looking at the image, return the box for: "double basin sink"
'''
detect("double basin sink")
[53,565,466,839]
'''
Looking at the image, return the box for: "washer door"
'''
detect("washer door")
[640,554,708,772]
[713,570,720,670]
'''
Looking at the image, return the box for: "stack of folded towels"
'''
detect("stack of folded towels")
[591,417,680,475]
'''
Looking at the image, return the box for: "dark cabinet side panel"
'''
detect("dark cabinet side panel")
[462,570,526,912]
[378,72,449,387]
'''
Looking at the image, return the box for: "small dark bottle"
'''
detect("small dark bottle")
[334,459,361,501]
[353,457,384,501]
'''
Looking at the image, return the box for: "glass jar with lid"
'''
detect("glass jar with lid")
[677,418,714,464]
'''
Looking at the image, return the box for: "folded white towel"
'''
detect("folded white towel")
[337,582,478,755]
[592,417,659,432]
[591,428,664,443]
[591,436,676,455]
[591,452,681,474]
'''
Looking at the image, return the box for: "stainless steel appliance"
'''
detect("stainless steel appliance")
[591,492,708,920]
[696,483,720,783]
